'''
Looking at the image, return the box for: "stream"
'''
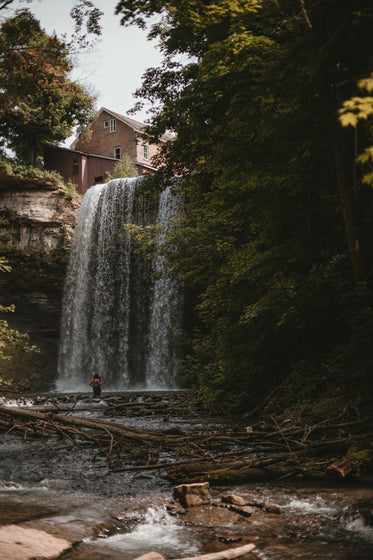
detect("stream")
[0,392,372,560]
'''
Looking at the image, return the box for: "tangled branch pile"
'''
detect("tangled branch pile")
[0,395,371,483]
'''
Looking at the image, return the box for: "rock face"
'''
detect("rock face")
[0,525,72,560]
[0,174,79,254]
[0,175,81,386]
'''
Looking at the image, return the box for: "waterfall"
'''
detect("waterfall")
[146,185,184,388]
[57,178,183,392]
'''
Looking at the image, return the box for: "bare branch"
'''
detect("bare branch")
[299,0,312,29]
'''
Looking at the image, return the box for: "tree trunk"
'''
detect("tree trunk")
[333,135,366,284]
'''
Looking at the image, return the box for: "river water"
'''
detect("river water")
[0,392,372,560]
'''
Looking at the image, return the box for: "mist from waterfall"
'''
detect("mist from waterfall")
[57,178,183,392]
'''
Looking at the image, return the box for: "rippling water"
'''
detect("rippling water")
[0,394,372,560]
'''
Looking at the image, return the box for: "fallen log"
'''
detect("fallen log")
[0,405,252,447]
[132,544,257,560]
[0,405,171,443]
[0,404,370,481]
[172,543,256,560]
[164,434,371,483]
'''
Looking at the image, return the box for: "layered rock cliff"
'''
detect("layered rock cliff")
[0,175,81,388]
[0,174,79,254]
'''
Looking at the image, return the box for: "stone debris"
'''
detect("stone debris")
[221,504,256,518]
[174,482,211,508]
[263,501,281,514]
[215,533,243,544]
[0,525,72,560]
[222,494,247,506]
[245,499,281,514]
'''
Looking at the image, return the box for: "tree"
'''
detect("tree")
[0,1,103,41]
[0,255,41,390]
[106,154,138,179]
[115,1,373,412]
[0,9,96,164]
[339,73,373,188]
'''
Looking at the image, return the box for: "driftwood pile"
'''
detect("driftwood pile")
[0,393,371,483]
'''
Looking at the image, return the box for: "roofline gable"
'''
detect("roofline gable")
[99,107,144,133]
[71,106,175,148]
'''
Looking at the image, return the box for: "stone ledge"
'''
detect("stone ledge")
[0,524,72,560]
[0,174,61,191]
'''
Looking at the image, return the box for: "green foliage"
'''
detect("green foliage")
[63,179,81,200]
[0,256,41,390]
[339,73,373,187]
[106,154,138,179]
[116,0,373,413]
[0,255,11,274]
[123,223,160,259]
[0,155,63,183]
[0,9,96,164]
[0,155,84,203]
[0,318,39,361]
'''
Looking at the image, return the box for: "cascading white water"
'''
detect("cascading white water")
[57,177,183,392]
[146,185,184,388]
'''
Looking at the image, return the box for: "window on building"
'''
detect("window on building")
[72,159,79,175]
[143,145,149,159]
[94,176,104,183]
[110,119,116,132]
[104,121,108,128]
[114,147,121,159]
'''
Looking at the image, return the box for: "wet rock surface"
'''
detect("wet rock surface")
[0,394,372,560]
[174,482,211,508]
[0,525,72,560]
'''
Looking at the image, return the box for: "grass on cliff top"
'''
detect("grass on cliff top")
[0,155,81,199]
[0,155,62,183]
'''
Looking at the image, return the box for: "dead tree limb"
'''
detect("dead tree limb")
[172,543,256,560]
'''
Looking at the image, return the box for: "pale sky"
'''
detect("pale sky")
[9,0,163,123]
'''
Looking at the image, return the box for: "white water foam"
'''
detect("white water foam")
[343,514,373,543]
[87,506,200,557]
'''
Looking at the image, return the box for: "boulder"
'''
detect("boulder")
[221,494,247,506]
[174,482,211,508]
[0,525,72,560]
[264,501,281,514]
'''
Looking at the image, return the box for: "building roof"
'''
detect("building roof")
[46,144,158,172]
[100,107,147,133]
[71,107,174,149]
[101,107,175,142]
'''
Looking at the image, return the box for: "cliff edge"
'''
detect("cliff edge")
[0,175,81,391]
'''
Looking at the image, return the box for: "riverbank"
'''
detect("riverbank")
[0,392,372,560]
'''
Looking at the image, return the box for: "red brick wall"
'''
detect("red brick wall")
[74,110,161,168]
[75,110,138,161]
[136,138,160,167]
[44,146,117,194]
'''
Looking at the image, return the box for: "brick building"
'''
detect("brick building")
[44,108,172,194]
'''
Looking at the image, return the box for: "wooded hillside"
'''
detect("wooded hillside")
[115,0,373,415]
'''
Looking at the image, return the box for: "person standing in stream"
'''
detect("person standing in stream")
[89,374,103,397]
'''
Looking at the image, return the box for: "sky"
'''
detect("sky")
[8,0,163,123]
